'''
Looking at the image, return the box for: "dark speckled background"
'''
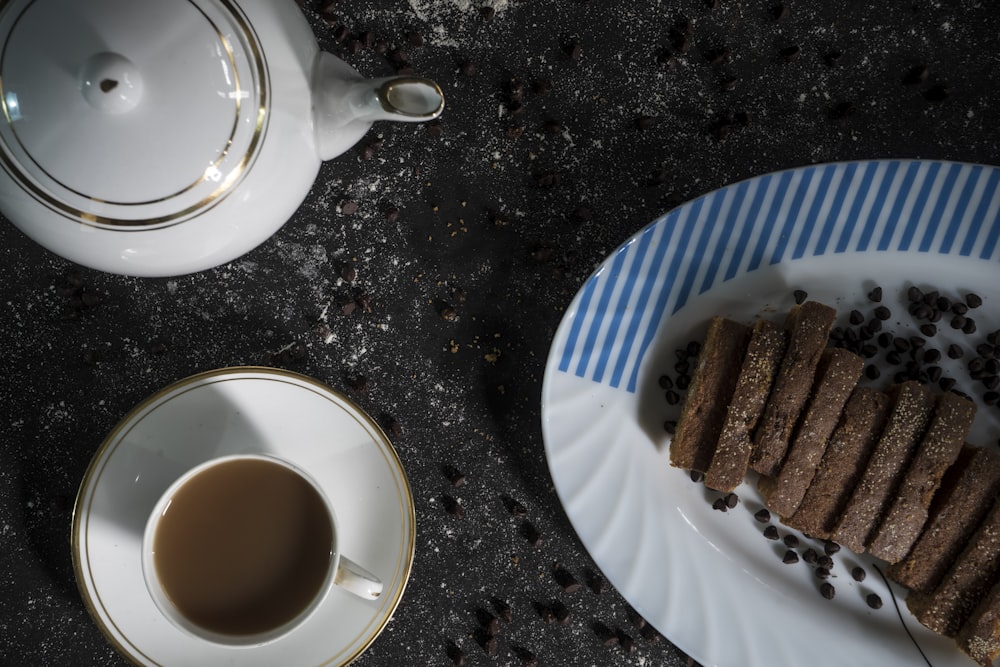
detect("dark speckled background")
[1,1,998,665]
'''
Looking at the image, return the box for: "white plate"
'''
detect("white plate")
[72,367,415,666]
[542,160,1000,667]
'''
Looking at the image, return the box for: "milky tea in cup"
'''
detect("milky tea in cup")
[142,454,381,645]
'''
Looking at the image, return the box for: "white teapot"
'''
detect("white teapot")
[0,0,444,277]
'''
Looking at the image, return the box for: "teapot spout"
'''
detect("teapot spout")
[312,52,444,160]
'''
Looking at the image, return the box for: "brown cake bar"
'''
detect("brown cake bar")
[888,446,1000,593]
[750,300,836,477]
[907,499,1000,637]
[867,392,977,563]
[704,318,787,492]
[669,317,749,473]
[784,386,891,539]
[832,381,935,553]
[957,577,1000,666]
[761,347,865,518]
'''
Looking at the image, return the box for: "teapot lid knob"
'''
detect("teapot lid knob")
[79,53,144,114]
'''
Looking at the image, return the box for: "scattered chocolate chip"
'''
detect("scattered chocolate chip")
[512,646,538,666]
[551,600,571,624]
[902,64,930,85]
[923,83,950,102]
[725,493,739,509]
[585,569,608,594]
[966,293,983,308]
[446,641,467,665]
[852,566,867,582]
[868,286,883,302]
[491,597,513,622]
[340,199,359,215]
[502,495,527,517]
[779,45,801,61]
[593,621,618,645]
[817,555,834,569]
[867,593,884,609]
[712,497,728,512]
[824,541,841,555]
[554,566,582,593]
[442,464,466,487]
[521,521,543,546]
[755,508,771,523]
[783,534,799,548]
[616,629,637,653]
[820,582,836,599]
[793,289,808,304]
[442,494,465,517]
[802,548,819,565]
[816,567,831,579]
[763,525,780,540]
[783,550,800,564]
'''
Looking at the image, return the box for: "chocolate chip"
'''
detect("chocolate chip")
[491,597,513,623]
[803,548,819,565]
[779,45,801,61]
[783,534,799,548]
[923,83,950,102]
[868,286,883,302]
[593,621,618,645]
[656,50,678,71]
[963,318,977,334]
[554,566,582,593]
[690,470,705,483]
[551,600,571,624]
[502,495,527,517]
[966,293,983,308]
[340,199,359,215]
[616,629,637,653]
[565,41,583,61]
[521,521,543,546]
[793,289,808,304]
[704,45,731,65]
[815,567,831,579]
[442,494,465,517]
[820,582,836,599]
[867,593,884,609]
[822,49,843,67]
[874,306,891,320]
[512,646,538,666]
[763,525,780,540]
[783,550,800,564]
[384,206,401,222]
[585,569,608,594]
[725,493,739,509]
[479,6,495,20]
[817,555,834,569]
[902,64,930,85]
[442,464,466,487]
[446,641,467,665]
[476,608,500,636]
[755,508,771,523]
[720,75,739,91]
[825,541,841,555]
[852,566,867,582]
[948,344,964,359]
[712,497,728,512]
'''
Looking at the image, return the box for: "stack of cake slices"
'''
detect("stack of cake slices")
[669,300,1000,667]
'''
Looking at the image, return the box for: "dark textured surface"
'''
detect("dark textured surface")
[1,1,999,666]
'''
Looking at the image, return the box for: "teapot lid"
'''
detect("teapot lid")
[0,0,266,228]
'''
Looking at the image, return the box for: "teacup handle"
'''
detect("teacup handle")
[334,555,383,600]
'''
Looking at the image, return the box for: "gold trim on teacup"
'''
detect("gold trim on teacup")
[0,0,268,229]
[71,367,415,667]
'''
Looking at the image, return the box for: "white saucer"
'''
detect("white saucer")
[71,367,415,666]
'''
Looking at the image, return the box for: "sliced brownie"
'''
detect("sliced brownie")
[784,387,891,539]
[750,300,836,477]
[907,500,1000,637]
[762,347,865,518]
[868,392,977,563]
[832,381,935,553]
[704,318,787,492]
[669,317,749,473]
[957,577,1000,666]
[888,446,1000,592]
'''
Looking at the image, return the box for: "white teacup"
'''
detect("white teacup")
[141,454,381,646]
